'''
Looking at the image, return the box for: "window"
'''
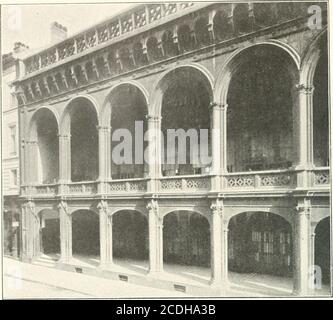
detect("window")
[9,125,17,155]
[11,169,18,186]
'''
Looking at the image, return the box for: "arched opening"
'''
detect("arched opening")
[160,67,212,176]
[233,4,252,34]
[213,10,233,42]
[30,108,59,184]
[68,98,99,182]
[227,45,297,172]
[194,17,211,47]
[315,217,330,285]
[133,42,147,66]
[38,209,60,257]
[162,30,177,57]
[146,37,161,62]
[163,211,210,266]
[228,211,293,295]
[163,211,211,281]
[177,25,194,53]
[112,210,149,271]
[107,84,148,179]
[119,47,134,71]
[229,212,292,276]
[313,39,329,167]
[72,210,100,257]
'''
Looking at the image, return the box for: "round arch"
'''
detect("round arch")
[28,107,60,184]
[29,106,60,141]
[214,41,300,105]
[300,29,327,86]
[59,94,100,135]
[150,63,214,118]
[100,81,149,127]
[228,211,293,277]
[163,210,211,268]
[314,216,330,285]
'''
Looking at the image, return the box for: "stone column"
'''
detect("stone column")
[209,103,228,190]
[58,200,72,263]
[294,84,314,188]
[147,198,163,275]
[146,115,162,193]
[58,134,71,183]
[210,198,229,292]
[98,200,113,268]
[293,199,311,296]
[98,126,111,193]
[21,201,39,262]
[26,140,39,184]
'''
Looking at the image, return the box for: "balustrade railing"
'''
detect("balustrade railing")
[23,2,196,75]
[159,175,211,192]
[225,170,294,189]
[67,181,98,195]
[20,168,329,198]
[22,184,58,196]
[313,167,330,186]
[107,178,147,193]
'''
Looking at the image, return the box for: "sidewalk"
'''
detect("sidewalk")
[3,257,190,299]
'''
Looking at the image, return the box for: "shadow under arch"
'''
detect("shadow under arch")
[151,65,214,176]
[222,43,299,173]
[150,64,214,118]
[214,41,300,105]
[163,210,211,268]
[28,107,60,184]
[314,216,330,285]
[100,81,149,127]
[101,82,149,179]
[59,95,100,135]
[112,210,149,262]
[38,208,60,256]
[228,211,293,277]
[71,209,100,256]
[60,96,99,182]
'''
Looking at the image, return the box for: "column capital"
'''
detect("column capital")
[24,200,37,217]
[146,198,162,224]
[210,198,224,217]
[296,83,314,95]
[97,199,109,214]
[209,102,228,111]
[146,198,158,213]
[58,200,69,215]
[58,133,71,139]
[145,114,162,122]
[97,125,111,132]
[295,199,311,216]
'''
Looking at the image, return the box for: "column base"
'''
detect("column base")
[98,262,116,271]
[147,269,164,279]
[210,277,229,295]
[58,256,73,265]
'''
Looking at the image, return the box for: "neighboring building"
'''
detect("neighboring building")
[2,43,28,257]
[12,2,330,297]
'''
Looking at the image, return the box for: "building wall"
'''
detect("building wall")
[2,62,20,196]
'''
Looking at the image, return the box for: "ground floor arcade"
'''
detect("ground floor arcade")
[20,196,331,297]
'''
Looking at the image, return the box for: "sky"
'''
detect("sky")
[1,3,134,55]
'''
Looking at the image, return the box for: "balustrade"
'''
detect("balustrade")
[20,167,329,198]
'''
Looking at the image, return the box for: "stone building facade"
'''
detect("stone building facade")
[12,2,330,296]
